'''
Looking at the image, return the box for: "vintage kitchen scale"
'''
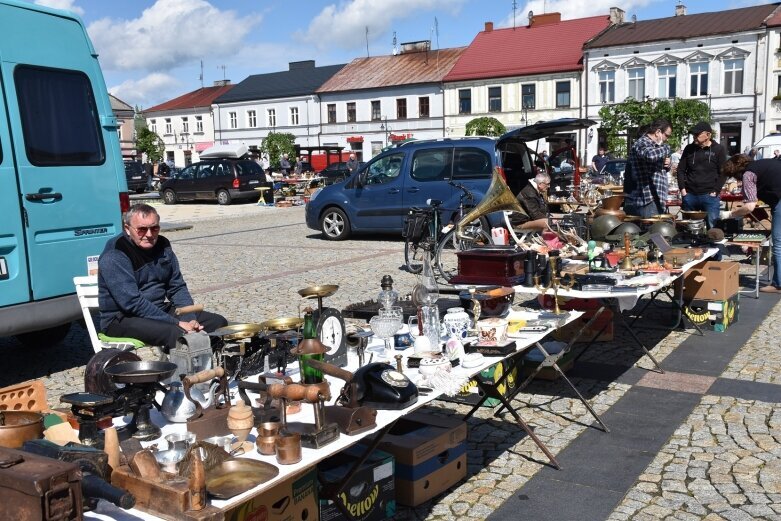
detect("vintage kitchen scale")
[298,285,347,367]
[65,357,177,445]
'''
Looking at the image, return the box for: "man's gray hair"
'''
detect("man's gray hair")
[534,172,551,185]
[124,203,159,226]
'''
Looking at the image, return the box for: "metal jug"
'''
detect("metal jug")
[161,377,219,423]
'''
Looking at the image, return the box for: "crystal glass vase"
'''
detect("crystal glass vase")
[369,306,403,354]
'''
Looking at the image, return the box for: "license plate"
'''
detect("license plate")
[248,180,259,185]
[0,257,8,280]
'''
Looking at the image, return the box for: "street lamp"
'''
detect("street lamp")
[380,116,390,146]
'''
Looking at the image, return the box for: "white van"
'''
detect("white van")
[753,133,781,159]
[0,0,128,346]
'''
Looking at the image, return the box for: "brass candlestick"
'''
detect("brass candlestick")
[534,264,576,315]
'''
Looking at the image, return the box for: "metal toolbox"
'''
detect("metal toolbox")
[0,445,83,520]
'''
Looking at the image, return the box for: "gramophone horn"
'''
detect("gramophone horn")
[455,169,526,240]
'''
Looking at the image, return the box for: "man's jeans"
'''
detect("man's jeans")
[625,201,665,218]
[682,192,721,228]
[772,199,781,287]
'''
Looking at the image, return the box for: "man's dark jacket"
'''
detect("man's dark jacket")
[676,140,727,195]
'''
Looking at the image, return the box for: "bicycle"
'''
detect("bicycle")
[402,182,492,283]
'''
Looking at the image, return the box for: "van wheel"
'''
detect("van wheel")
[321,208,350,240]
[163,189,178,205]
[217,189,232,205]
[15,323,71,348]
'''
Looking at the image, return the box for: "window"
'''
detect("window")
[165,118,172,135]
[521,84,535,109]
[627,68,645,100]
[347,102,356,123]
[453,147,492,180]
[487,86,502,112]
[411,149,451,182]
[371,100,381,121]
[396,98,407,119]
[555,81,570,108]
[228,112,237,129]
[690,62,708,96]
[195,115,203,133]
[150,119,157,133]
[14,66,104,165]
[366,152,404,185]
[267,109,276,128]
[117,127,122,141]
[458,89,471,114]
[723,58,744,95]
[598,71,615,103]
[247,110,256,128]
[419,96,430,117]
[777,75,781,97]
[657,65,676,98]
[290,107,299,125]
[181,117,189,133]
[327,103,336,124]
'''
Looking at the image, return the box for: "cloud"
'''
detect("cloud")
[495,0,659,27]
[109,73,182,109]
[87,0,257,72]
[33,0,84,16]
[297,0,467,51]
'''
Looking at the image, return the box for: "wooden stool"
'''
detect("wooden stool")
[255,186,272,206]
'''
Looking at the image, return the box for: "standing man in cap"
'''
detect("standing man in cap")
[677,121,727,228]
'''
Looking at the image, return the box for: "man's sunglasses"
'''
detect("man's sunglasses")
[128,225,160,235]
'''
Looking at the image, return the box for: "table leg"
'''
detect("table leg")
[608,299,664,373]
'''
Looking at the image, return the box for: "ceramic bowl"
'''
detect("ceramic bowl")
[476,317,509,346]
[418,356,451,375]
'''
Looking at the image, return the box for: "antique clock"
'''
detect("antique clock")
[298,285,348,366]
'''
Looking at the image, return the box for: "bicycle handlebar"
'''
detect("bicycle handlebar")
[448,181,474,201]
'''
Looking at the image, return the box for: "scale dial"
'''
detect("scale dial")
[315,307,347,365]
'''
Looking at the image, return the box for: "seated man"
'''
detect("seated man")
[98,204,227,350]
[513,172,551,231]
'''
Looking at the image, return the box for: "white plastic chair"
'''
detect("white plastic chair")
[74,275,145,353]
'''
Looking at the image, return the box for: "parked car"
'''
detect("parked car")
[160,144,270,205]
[595,159,627,185]
[124,160,147,193]
[305,119,595,240]
[316,161,365,182]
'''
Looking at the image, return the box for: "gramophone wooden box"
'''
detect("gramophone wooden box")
[450,246,527,286]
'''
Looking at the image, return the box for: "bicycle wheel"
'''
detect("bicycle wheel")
[404,239,424,274]
[435,226,492,283]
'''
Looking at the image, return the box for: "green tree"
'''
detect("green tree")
[260,132,296,169]
[135,127,165,163]
[598,98,711,157]
[465,117,506,137]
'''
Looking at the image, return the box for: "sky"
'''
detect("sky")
[30,0,771,109]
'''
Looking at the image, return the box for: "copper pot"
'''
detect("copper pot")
[595,208,626,221]
[275,432,302,465]
[256,435,277,456]
[259,421,280,437]
[601,194,625,211]
[0,411,43,448]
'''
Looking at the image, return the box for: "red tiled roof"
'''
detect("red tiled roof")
[444,15,611,82]
[143,84,234,113]
[587,4,780,47]
[317,47,466,92]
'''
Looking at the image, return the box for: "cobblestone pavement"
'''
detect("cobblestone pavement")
[1,201,779,520]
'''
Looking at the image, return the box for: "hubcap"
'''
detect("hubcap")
[324,213,343,237]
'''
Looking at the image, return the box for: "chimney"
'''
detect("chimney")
[609,7,625,25]
[675,3,687,16]
[399,40,430,54]
[213,80,231,87]
[289,60,315,70]
[484,21,493,32]
[529,12,561,27]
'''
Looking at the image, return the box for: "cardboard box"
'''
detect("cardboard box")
[683,261,740,301]
[684,293,739,333]
[224,467,318,521]
[318,447,395,521]
[438,359,519,407]
[365,412,467,507]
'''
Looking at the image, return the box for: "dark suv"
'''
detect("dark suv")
[160,158,269,205]
[306,119,594,239]
[124,160,147,193]
[317,161,364,182]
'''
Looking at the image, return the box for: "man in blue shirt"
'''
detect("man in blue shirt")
[98,204,227,350]
[624,119,672,218]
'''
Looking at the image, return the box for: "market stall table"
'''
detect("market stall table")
[84,309,582,519]
[725,236,772,299]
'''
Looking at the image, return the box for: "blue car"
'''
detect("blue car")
[306,119,595,240]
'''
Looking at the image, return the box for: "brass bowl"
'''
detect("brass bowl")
[652,214,676,222]
[601,195,625,211]
[623,215,641,222]
[260,317,304,332]
[0,411,43,448]
[680,210,707,220]
[298,285,338,299]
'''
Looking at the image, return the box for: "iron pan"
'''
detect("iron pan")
[206,459,280,499]
[105,361,178,384]
[209,323,265,340]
